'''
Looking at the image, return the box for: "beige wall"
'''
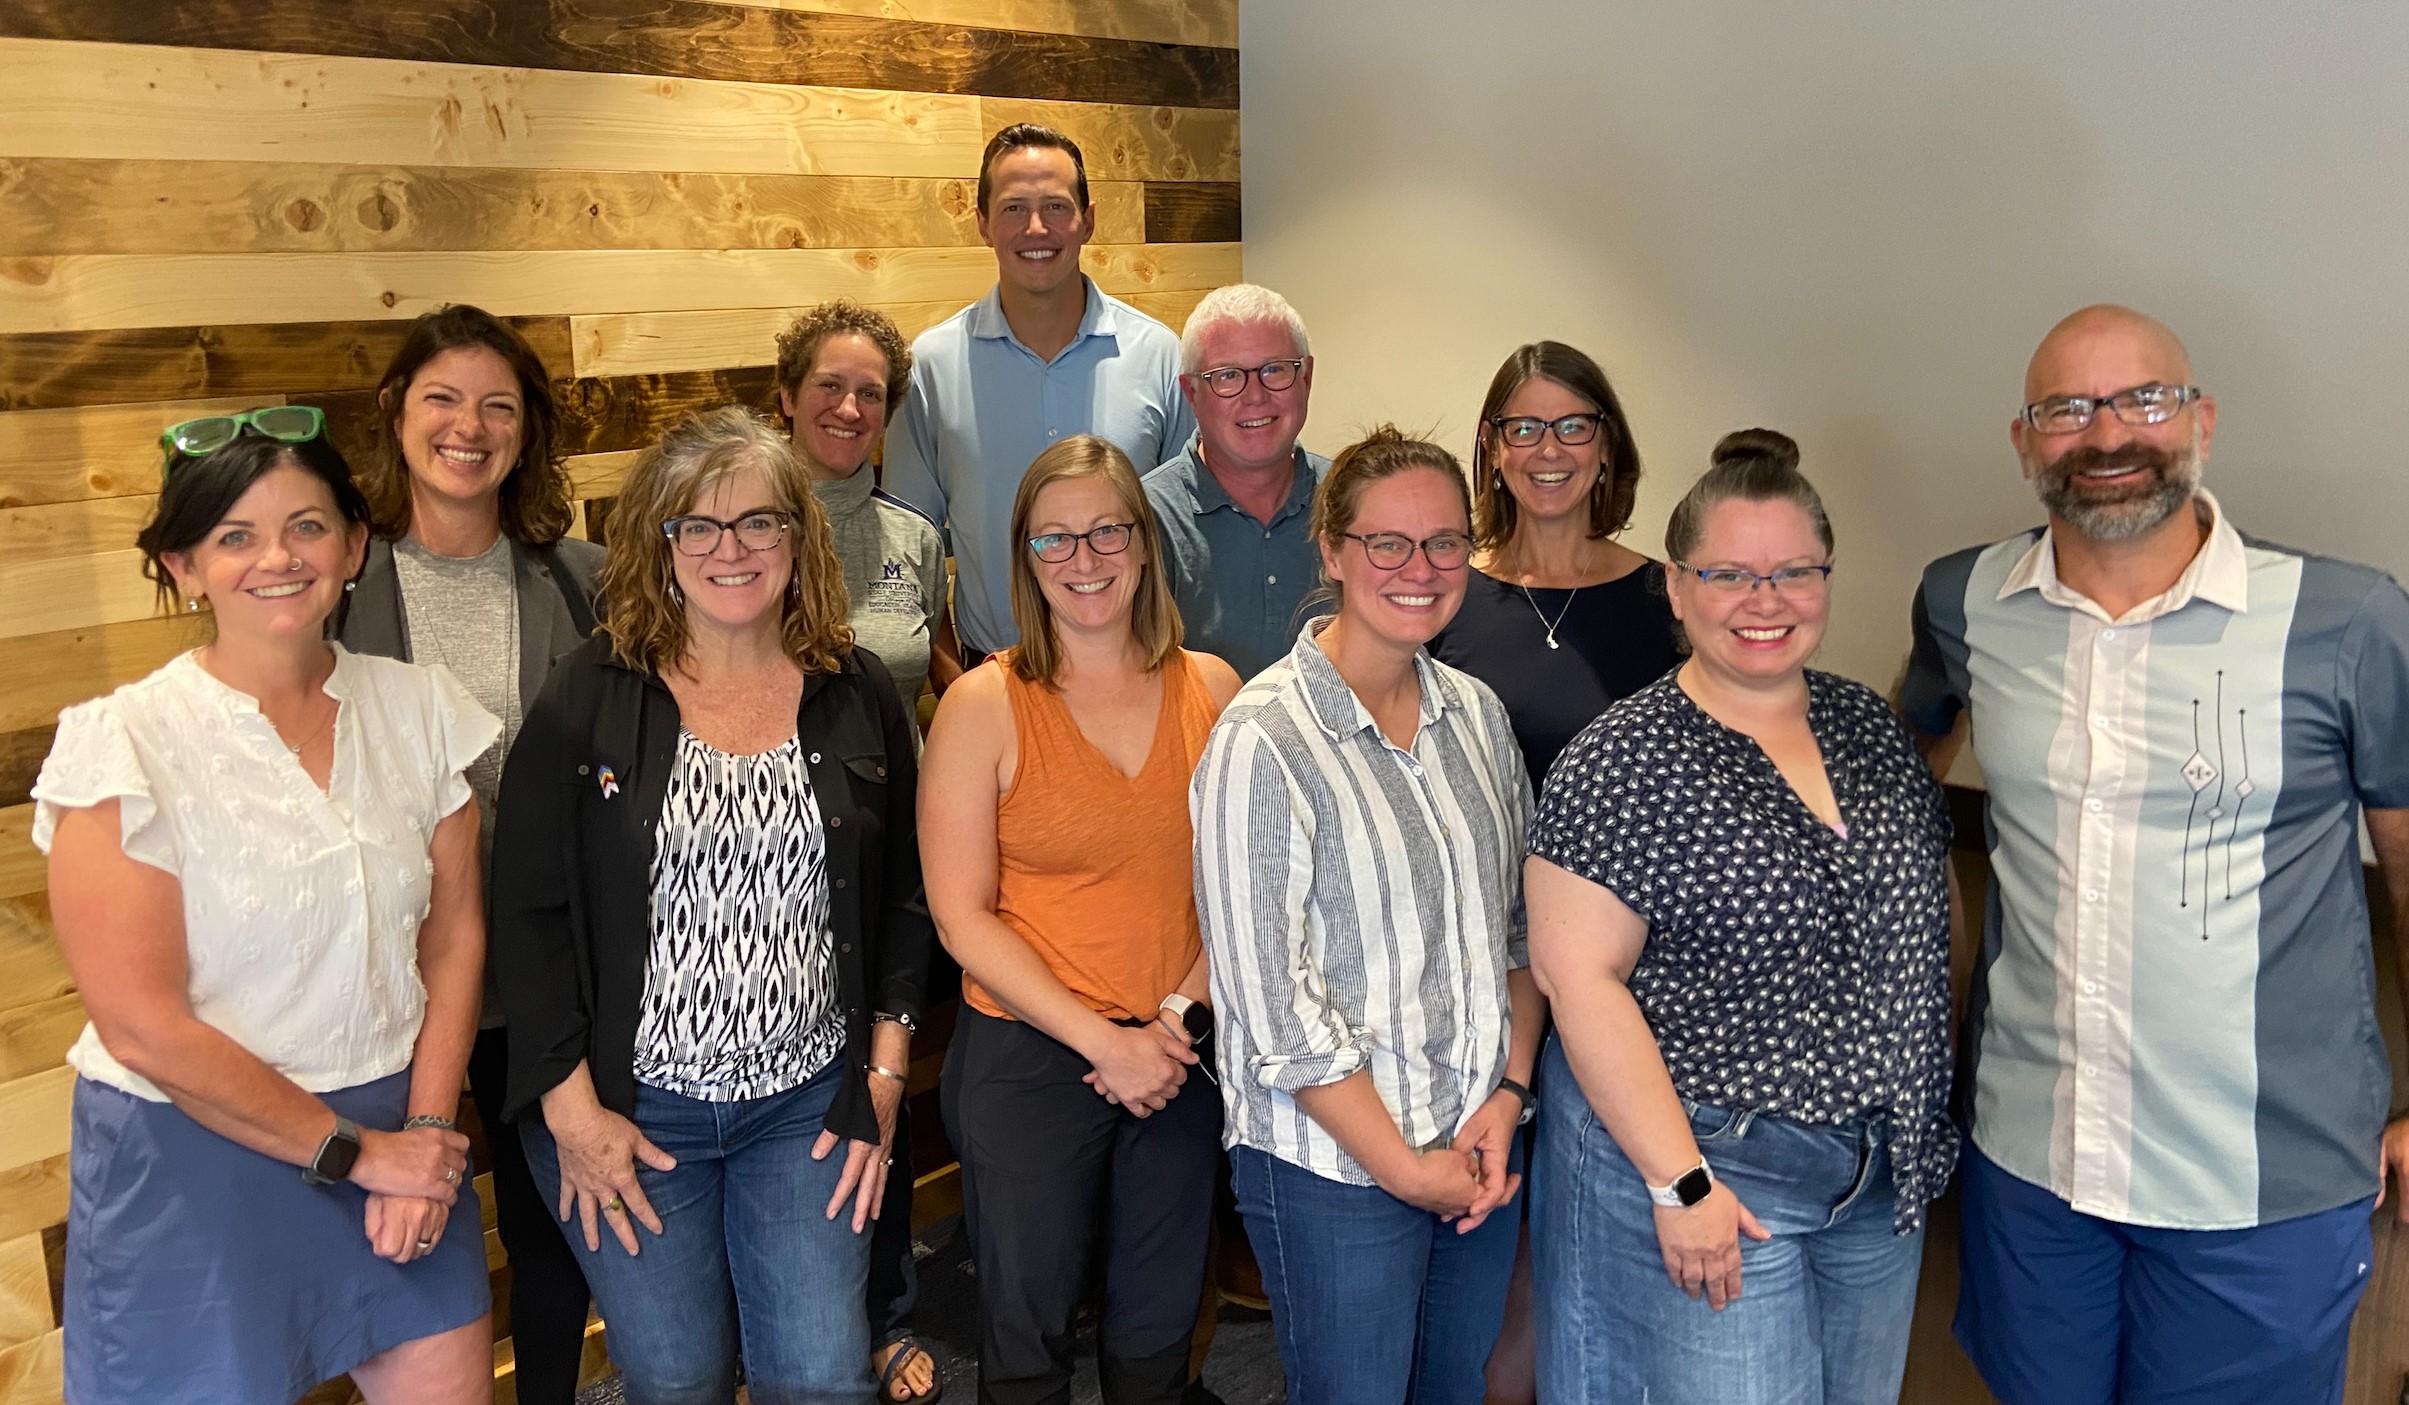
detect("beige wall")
[1239,1,2409,691]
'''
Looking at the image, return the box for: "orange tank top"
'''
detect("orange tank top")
[967,650,1218,1022]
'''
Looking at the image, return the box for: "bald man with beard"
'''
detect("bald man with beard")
[1901,305,2409,1405]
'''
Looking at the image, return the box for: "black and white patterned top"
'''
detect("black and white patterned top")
[633,730,843,1101]
[1531,669,1956,1230]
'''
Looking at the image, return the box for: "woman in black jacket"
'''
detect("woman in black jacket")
[492,406,932,1405]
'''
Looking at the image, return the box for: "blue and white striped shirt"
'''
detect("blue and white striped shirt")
[1193,623,1531,1185]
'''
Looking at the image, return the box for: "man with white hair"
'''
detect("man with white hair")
[1142,284,1330,679]
[1902,304,2409,1405]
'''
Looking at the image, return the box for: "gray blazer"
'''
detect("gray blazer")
[333,534,606,709]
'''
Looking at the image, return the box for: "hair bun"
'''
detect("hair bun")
[1710,427,1799,472]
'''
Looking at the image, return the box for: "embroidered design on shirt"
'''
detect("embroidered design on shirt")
[2179,671,2254,938]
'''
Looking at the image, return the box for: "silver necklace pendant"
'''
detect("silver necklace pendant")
[1546,633,1561,649]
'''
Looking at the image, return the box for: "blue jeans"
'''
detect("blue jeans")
[521,1062,872,1405]
[1954,1138,2373,1405]
[1531,1036,1923,1405]
[1231,1140,1522,1405]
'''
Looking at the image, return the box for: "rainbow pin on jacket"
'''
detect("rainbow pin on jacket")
[597,764,619,799]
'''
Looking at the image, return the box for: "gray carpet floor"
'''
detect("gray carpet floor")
[572,1215,1286,1404]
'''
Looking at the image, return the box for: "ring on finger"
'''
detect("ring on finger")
[444,1166,460,1185]
[604,1195,625,1213]
[414,1239,433,1252]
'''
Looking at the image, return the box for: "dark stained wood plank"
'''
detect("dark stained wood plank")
[301,364,781,467]
[1144,181,1240,243]
[0,159,1082,257]
[0,731,49,813]
[0,0,1239,109]
[0,318,573,413]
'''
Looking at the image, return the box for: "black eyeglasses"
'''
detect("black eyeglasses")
[158,405,326,476]
[1677,562,1833,596]
[2021,383,2202,436]
[1342,531,1474,571]
[1028,522,1136,563]
[1192,359,1306,398]
[661,511,791,557]
[1491,413,1601,449]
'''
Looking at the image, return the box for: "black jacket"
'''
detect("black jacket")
[333,535,605,699]
[490,632,933,1145]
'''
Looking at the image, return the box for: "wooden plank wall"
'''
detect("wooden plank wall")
[0,2,1237,1400]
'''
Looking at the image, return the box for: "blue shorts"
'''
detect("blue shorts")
[1953,1139,2373,1405]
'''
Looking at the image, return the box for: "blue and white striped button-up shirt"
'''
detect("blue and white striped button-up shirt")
[1193,623,1532,1186]
[1905,491,2409,1228]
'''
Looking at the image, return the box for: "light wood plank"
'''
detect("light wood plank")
[0,396,276,509]
[570,251,1231,377]
[0,1326,59,1405]
[0,1066,71,1176]
[700,0,1235,49]
[0,158,1142,257]
[0,498,154,567]
[0,38,982,178]
[0,906,67,1023]
[0,998,78,1085]
[0,1159,66,1245]
[0,550,154,644]
[0,616,208,735]
[0,811,38,907]
[0,1233,48,1352]
[567,452,641,500]
[982,96,1240,183]
[0,242,1235,337]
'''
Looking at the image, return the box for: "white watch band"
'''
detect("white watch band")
[1159,994,1196,1022]
[1647,1161,1713,1208]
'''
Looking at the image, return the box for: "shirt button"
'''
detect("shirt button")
[1049,429,1060,438]
[2082,1064,2098,1077]
[828,815,842,827]
[1267,575,1278,585]
[2083,889,2100,902]
[2086,799,2104,812]
[835,878,847,889]
[810,752,822,764]
[2081,980,2098,994]
[2102,629,2117,640]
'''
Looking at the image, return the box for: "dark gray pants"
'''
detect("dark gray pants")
[942,1008,1220,1405]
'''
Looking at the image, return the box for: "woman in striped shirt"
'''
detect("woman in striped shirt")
[1193,426,1543,1405]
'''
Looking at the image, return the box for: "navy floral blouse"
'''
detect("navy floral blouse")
[1531,668,1956,1230]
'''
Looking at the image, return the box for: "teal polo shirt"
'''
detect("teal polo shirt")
[1142,433,1329,681]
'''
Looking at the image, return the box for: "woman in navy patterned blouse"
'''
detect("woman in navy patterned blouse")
[1523,429,1955,1405]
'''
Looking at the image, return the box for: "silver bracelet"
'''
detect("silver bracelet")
[402,1114,456,1132]
[868,1064,909,1084]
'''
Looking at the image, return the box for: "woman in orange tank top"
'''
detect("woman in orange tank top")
[919,435,1242,1405]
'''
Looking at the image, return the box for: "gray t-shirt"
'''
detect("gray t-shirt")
[814,468,948,719]
[393,535,519,1025]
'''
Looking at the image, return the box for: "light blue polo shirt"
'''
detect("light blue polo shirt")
[882,277,1194,653]
[1903,492,2409,1228]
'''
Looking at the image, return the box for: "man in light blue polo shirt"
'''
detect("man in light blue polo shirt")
[1142,284,1330,680]
[883,123,1193,657]
[1903,304,2409,1405]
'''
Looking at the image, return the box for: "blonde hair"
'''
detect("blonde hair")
[599,407,855,675]
[1005,436,1183,687]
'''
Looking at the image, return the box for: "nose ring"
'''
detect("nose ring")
[287,559,304,572]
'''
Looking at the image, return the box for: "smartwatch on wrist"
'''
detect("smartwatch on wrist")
[1647,1160,1715,1209]
[1159,993,1213,1046]
[1495,1077,1537,1126]
[303,1115,363,1186]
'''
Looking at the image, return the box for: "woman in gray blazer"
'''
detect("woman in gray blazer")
[334,303,603,1405]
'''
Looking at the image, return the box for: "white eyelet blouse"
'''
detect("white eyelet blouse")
[31,646,500,1101]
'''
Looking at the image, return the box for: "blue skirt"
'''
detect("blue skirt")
[64,1071,490,1405]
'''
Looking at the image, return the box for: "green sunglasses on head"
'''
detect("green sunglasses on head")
[157,405,327,476]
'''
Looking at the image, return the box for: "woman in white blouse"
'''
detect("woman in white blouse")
[1192,426,1542,1405]
[33,410,494,1403]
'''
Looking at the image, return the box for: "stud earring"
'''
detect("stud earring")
[185,597,200,612]
[344,580,357,593]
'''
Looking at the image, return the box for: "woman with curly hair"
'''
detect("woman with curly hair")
[491,407,934,1404]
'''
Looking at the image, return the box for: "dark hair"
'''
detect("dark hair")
[772,301,913,429]
[139,431,371,612]
[1472,341,1643,551]
[977,123,1092,219]
[361,304,572,544]
[1662,428,1834,563]
[1308,425,1472,609]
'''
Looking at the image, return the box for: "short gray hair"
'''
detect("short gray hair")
[1179,283,1311,374]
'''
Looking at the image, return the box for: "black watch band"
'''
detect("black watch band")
[303,1114,363,1186]
[1496,1077,1537,1125]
